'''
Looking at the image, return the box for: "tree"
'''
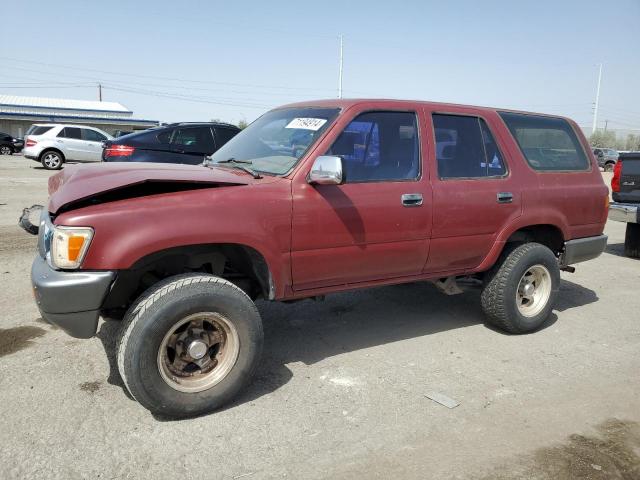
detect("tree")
[625,134,640,151]
[589,130,617,148]
[237,119,248,130]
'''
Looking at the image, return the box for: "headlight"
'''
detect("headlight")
[50,226,94,269]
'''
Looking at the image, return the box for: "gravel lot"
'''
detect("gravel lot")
[0,154,639,479]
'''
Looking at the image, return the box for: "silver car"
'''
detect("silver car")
[592,148,619,172]
[23,124,113,170]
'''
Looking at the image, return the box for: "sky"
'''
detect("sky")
[1,0,639,133]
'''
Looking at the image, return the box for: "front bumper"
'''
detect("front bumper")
[560,235,608,267]
[609,202,639,224]
[31,255,115,338]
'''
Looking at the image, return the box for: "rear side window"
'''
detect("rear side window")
[499,112,589,171]
[29,126,53,136]
[172,127,215,153]
[432,114,506,179]
[82,129,107,142]
[214,127,239,147]
[58,127,82,139]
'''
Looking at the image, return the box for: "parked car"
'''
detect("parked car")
[609,152,640,257]
[23,99,608,418]
[102,122,240,164]
[593,147,618,171]
[0,131,24,154]
[23,124,113,170]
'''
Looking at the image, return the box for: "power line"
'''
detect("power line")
[0,56,337,93]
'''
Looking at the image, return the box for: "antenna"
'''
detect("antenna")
[591,63,602,134]
[98,82,102,102]
[338,35,344,99]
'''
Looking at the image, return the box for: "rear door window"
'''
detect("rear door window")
[432,114,506,179]
[172,126,215,153]
[57,127,82,139]
[82,129,107,142]
[499,112,589,171]
[213,127,239,147]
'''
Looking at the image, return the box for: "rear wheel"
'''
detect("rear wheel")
[116,274,263,418]
[624,223,640,258]
[0,145,12,155]
[481,243,560,334]
[40,150,64,170]
[604,162,615,172]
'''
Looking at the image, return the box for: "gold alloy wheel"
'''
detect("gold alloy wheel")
[157,312,240,393]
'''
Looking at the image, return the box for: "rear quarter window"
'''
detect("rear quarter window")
[127,128,173,144]
[499,112,589,171]
[29,126,54,136]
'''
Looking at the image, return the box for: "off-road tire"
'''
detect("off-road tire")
[116,273,263,418]
[40,150,64,170]
[481,242,559,334]
[624,223,640,258]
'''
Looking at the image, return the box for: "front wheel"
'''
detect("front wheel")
[116,274,263,418]
[481,243,560,334]
[0,145,13,155]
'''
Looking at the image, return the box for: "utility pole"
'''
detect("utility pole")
[98,83,102,102]
[338,34,344,99]
[591,63,602,134]
[604,119,608,131]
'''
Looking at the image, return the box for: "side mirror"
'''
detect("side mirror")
[308,155,344,185]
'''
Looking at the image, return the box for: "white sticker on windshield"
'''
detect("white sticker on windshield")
[285,118,327,131]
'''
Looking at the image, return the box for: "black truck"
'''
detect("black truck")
[609,152,640,257]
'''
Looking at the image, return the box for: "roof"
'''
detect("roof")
[164,122,240,129]
[0,94,132,114]
[278,98,573,121]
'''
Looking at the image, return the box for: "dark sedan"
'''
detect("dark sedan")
[0,132,24,155]
[102,122,240,164]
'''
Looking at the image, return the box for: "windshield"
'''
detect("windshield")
[209,107,340,175]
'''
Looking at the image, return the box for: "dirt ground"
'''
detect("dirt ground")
[0,154,638,479]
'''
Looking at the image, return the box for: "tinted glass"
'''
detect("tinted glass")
[82,129,106,142]
[214,127,239,147]
[433,114,506,178]
[172,127,215,153]
[209,107,340,175]
[29,126,53,136]
[499,112,589,171]
[326,111,419,182]
[58,127,82,139]
[621,157,640,175]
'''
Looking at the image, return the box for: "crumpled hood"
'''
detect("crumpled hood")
[48,162,252,214]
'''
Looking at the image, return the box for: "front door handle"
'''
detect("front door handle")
[497,192,513,203]
[401,193,423,207]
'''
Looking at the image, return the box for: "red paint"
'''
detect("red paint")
[51,99,608,301]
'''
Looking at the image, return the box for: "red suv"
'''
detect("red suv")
[26,99,608,417]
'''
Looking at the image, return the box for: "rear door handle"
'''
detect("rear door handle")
[497,192,513,203]
[401,193,423,207]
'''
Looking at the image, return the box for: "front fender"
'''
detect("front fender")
[54,181,293,298]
